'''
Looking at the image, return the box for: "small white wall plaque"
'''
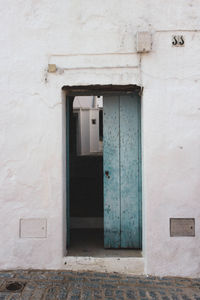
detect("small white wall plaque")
[136,32,152,53]
[20,218,47,238]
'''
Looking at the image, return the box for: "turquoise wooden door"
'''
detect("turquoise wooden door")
[66,96,74,247]
[103,93,142,249]
[66,97,71,247]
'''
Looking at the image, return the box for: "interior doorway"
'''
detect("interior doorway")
[65,86,142,257]
[69,95,104,256]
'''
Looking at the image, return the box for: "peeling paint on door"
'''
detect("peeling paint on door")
[104,93,142,249]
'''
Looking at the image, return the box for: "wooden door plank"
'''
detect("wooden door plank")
[66,96,74,248]
[66,97,70,247]
[120,93,141,248]
[103,96,120,248]
[138,96,142,249]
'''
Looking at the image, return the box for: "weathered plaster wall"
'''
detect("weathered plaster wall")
[0,0,200,276]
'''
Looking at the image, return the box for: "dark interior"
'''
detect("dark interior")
[70,155,103,219]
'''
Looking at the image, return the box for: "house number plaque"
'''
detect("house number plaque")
[172,35,185,47]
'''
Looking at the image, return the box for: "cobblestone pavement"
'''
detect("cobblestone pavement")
[0,270,199,299]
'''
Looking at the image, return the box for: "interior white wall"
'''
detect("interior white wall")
[79,110,90,155]
[73,96,94,109]
[0,0,200,276]
[89,109,99,153]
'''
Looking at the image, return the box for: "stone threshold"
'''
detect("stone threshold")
[63,256,144,275]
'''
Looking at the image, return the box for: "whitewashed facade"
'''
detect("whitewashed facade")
[0,0,200,277]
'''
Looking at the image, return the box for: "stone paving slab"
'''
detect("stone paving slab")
[0,270,199,299]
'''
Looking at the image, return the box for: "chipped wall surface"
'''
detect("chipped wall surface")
[0,0,200,277]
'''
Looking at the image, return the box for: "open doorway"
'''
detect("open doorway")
[65,86,142,257]
[69,95,104,256]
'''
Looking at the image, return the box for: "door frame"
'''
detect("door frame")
[64,85,142,251]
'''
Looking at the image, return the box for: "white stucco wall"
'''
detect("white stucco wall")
[0,0,200,277]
